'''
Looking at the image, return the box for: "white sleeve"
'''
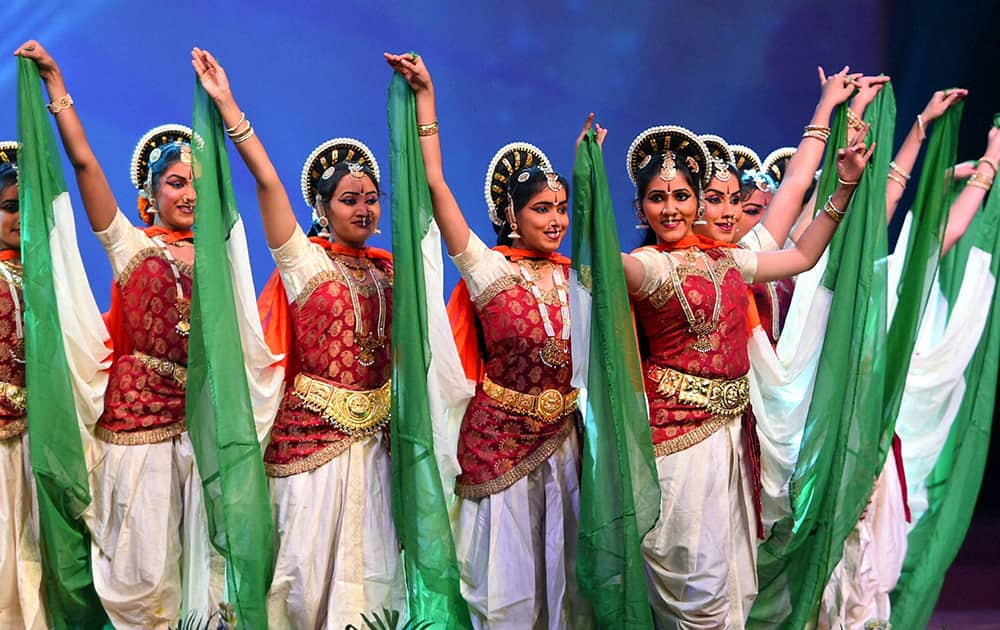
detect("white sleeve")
[269,225,333,302]
[449,232,513,301]
[730,248,758,283]
[738,223,780,252]
[93,209,151,277]
[629,247,670,299]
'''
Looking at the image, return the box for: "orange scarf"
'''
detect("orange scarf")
[257,237,392,376]
[0,249,19,261]
[448,246,570,383]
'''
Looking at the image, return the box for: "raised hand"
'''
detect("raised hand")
[13,40,62,84]
[191,47,233,104]
[837,123,876,183]
[818,65,863,107]
[575,112,607,153]
[921,88,968,123]
[951,160,978,181]
[384,52,433,93]
[850,75,891,112]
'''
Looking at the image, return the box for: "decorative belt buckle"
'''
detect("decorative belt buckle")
[536,389,565,423]
[345,391,374,422]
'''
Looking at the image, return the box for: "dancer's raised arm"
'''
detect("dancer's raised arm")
[14,40,116,231]
[759,67,875,246]
[885,89,966,222]
[192,47,296,248]
[385,52,470,254]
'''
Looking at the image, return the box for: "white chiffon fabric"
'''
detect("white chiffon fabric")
[85,434,224,630]
[816,455,908,629]
[641,417,758,630]
[896,246,995,523]
[454,432,591,630]
[748,250,832,538]
[0,435,47,630]
[266,434,405,629]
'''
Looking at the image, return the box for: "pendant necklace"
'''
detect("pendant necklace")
[155,237,192,337]
[518,260,571,369]
[667,249,721,353]
[333,259,387,367]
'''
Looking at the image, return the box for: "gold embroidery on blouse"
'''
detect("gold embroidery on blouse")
[119,247,193,288]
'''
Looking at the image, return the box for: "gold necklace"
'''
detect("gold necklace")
[333,260,387,367]
[517,261,571,369]
[154,237,191,337]
[667,249,722,353]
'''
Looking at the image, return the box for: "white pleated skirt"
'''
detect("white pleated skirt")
[266,433,405,630]
[454,430,592,630]
[0,433,47,630]
[86,433,224,630]
[641,417,758,630]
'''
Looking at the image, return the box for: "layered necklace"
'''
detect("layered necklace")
[518,260,571,369]
[154,236,192,337]
[0,259,24,363]
[666,249,721,353]
[332,257,387,368]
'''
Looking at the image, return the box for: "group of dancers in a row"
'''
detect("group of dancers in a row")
[2,38,995,630]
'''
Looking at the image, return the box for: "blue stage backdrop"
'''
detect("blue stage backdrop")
[0,1,883,309]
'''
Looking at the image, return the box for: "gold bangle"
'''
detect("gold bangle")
[226,118,250,138]
[837,176,859,186]
[231,125,255,144]
[967,177,991,191]
[888,160,911,180]
[969,172,993,188]
[847,109,865,131]
[802,130,830,142]
[978,156,998,176]
[417,121,439,136]
[804,125,831,133]
[225,112,246,134]
[887,171,907,188]
[47,93,74,115]
[822,195,846,223]
[916,114,927,140]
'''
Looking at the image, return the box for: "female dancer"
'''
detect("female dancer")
[386,51,592,628]
[0,145,47,630]
[16,40,224,629]
[619,89,873,626]
[192,48,405,628]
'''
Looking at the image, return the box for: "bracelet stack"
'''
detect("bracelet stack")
[227,111,255,144]
[888,160,911,189]
[822,195,846,223]
[417,120,439,137]
[47,93,74,115]
[968,172,993,191]
[803,125,831,143]
[846,109,866,132]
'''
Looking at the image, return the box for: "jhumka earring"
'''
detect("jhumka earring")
[506,194,521,239]
[318,214,331,238]
[693,196,708,226]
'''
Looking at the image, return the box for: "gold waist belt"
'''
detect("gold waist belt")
[134,351,187,387]
[482,375,578,424]
[647,365,749,418]
[0,380,25,413]
[292,373,390,436]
